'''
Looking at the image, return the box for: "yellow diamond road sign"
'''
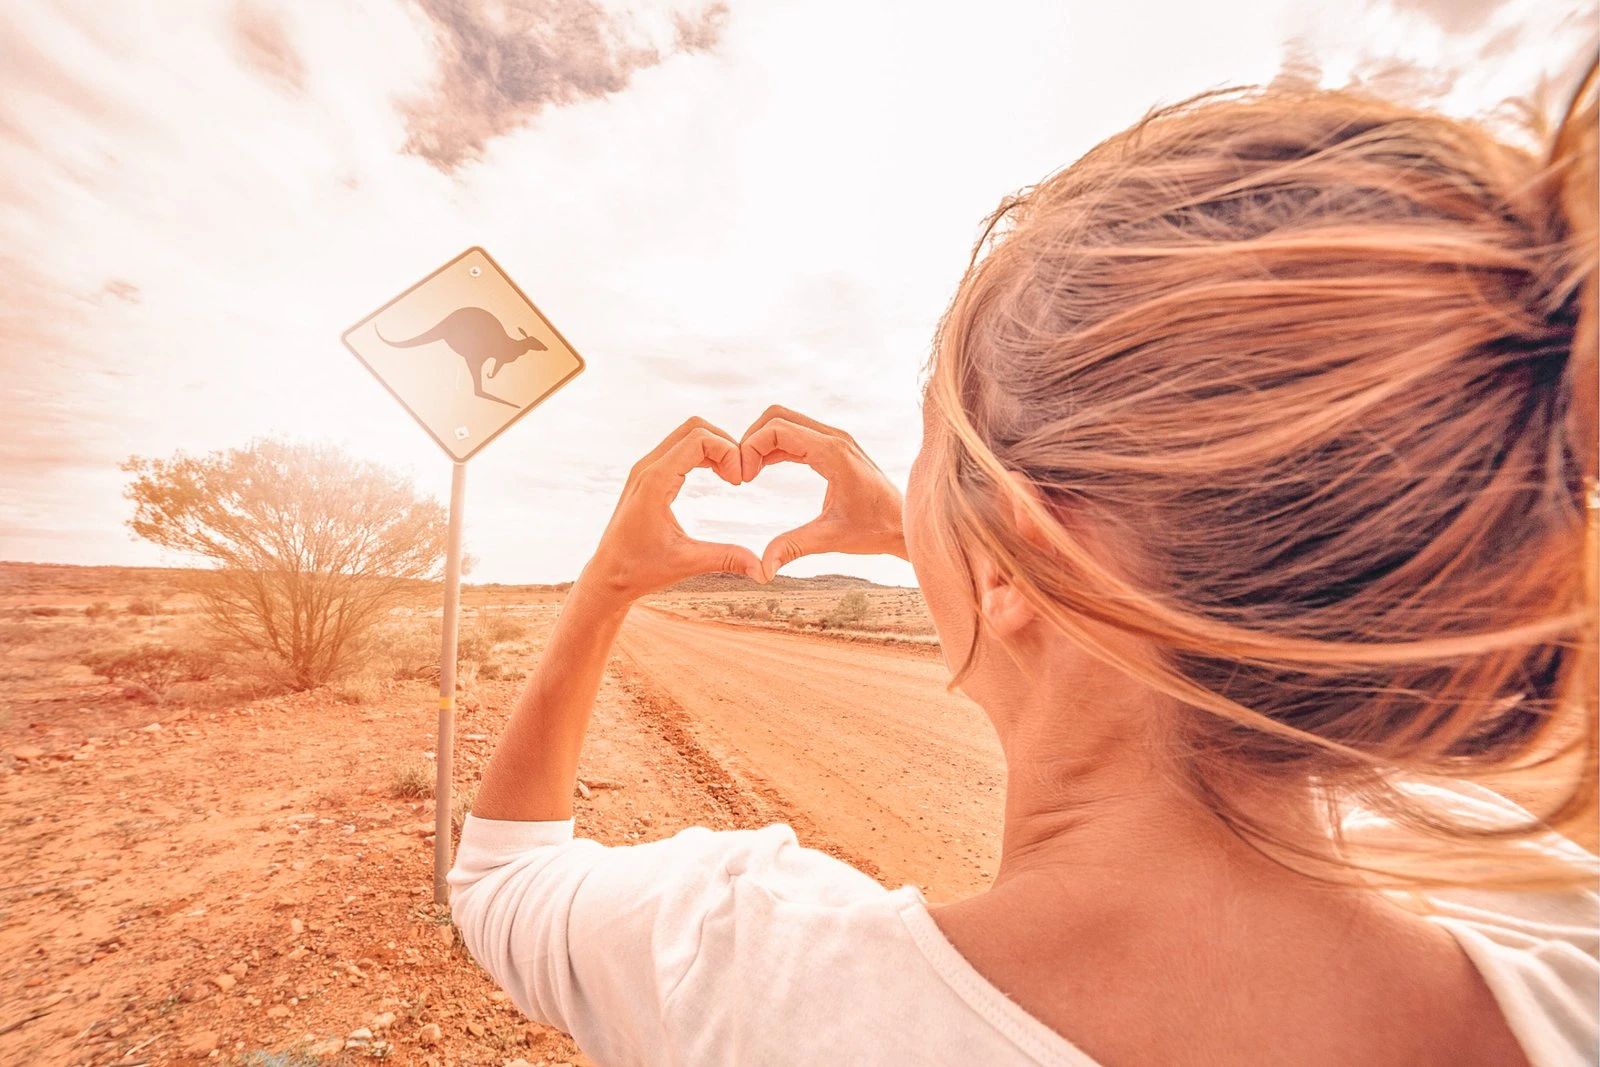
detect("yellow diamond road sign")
[342,247,585,462]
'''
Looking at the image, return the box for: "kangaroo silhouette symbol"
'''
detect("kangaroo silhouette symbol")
[376,306,546,408]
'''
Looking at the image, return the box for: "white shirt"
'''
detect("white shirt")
[447,783,1599,1067]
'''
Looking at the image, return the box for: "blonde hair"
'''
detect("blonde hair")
[926,62,1599,890]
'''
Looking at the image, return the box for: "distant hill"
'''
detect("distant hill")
[665,572,890,593]
[0,561,899,605]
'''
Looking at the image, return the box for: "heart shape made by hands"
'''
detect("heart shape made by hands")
[671,463,830,577]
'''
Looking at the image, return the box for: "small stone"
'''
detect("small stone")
[370,1012,395,1031]
[212,973,237,992]
[184,1031,220,1055]
[504,1060,534,1067]
[435,924,454,948]
[348,1027,373,1041]
[227,962,249,979]
[267,1006,291,1019]
[140,723,162,733]
[290,917,305,936]
[467,1021,487,1038]
[108,1024,128,1038]
[286,946,310,961]
[179,984,211,1003]
[582,776,623,790]
[11,746,44,762]
[308,1037,345,1057]
[417,1022,442,1046]
[574,780,592,800]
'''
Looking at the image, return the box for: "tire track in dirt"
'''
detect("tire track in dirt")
[612,607,1006,902]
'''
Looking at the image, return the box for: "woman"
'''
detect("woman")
[449,67,1599,1066]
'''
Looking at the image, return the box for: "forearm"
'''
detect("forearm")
[470,575,631,822]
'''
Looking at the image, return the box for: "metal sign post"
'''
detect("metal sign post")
[342,247,586,904]
[433,461,466,902]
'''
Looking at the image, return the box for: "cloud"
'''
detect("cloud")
[1387,0,1506,35]
[400,0,728,171]
[231,1,307,92]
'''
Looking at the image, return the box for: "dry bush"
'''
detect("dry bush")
[124,598,159,616]
[84,601,114,620]
[391,762,432,799]
[81,644,221,697]
[821,591,871,629]
[123,439,447,689]
[475,610,526,645]
[333,670,389,705]
[28,605,65,617]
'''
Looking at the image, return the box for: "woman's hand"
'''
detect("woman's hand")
[579,418,766,608]
[739,406,908,580]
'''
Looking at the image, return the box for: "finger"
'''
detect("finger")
[682,539,765,584]
[643,427,744,497]
[741,419,845,483]
[761,517,834,582]
[740,405,854,445]
[739,406,856,479]
[630,417,739,484]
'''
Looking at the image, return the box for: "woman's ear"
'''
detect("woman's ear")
[973,473,1056,638]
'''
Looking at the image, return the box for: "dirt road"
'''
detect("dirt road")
[614,609,1006,902]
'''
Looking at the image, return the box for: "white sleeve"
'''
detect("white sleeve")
[446,814,886,1067]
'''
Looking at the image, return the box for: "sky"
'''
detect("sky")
[1,0,1594,586]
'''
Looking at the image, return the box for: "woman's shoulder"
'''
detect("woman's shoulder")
[1345,782,1599,1066]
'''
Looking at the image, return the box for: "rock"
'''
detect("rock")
[347,1027,373,1041]
[285,946,310,961]
[574,780,592,800]
[184,1031,220,1055]
[504,1060,535,1067]
[212,973,237,992]
[12,746,44,762]
[467,1021,487,1038]
[308,1037,345,1057]
[227,962,249,979]
[290,918,305,936]
[267,1006,291,1019]
[370,1012,395,1031]
[417,1022,442,1046]
[179,984,211,1003]
[140,722,162,733]
[434,924,454,948]
[581,776,623,790]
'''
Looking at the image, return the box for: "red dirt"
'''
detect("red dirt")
[2,598,992,1067]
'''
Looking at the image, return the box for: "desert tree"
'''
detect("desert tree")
[123,439,448,689]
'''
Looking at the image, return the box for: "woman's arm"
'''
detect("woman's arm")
[471,417,763,823]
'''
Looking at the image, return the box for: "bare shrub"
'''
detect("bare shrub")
[333,671,389,705]
[391,762,432,799]
[81,645,220,697]
[476,610,525,645]
[84,601,114,620]
[28,605,65,617]
[124,598,159,616]
[123,440,447,689]
[821,591,871,629]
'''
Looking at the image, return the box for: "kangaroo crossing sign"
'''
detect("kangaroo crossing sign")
[342,247,586,462]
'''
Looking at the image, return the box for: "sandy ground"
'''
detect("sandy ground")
[615,607,1003,900]
[1,593,985,1067]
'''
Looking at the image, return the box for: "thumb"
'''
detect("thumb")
[684,540,765,583]
[761,518,834,582]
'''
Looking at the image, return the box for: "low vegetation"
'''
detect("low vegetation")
[81,644,221,698]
